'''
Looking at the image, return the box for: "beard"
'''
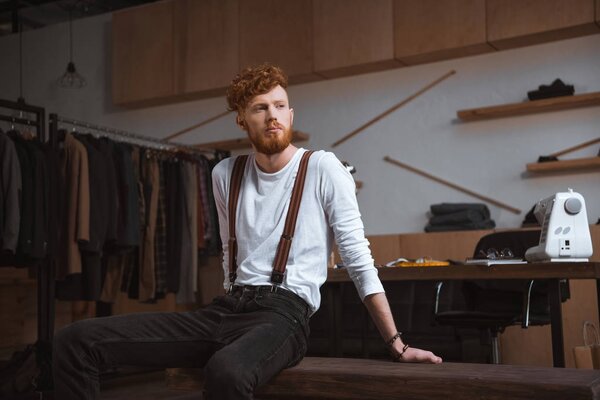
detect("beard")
[247,123,293,155]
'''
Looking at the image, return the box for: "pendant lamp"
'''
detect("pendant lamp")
[58,10,86,88]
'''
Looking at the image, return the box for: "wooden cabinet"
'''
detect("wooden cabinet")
[313,0,400,78]
[112,1,177,106]
[239,0,318,84]
[111,0,600,106]
[176,0,239,96]
[394,0,493,65]
[487,0,599,49]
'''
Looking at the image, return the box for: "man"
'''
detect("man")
[53,63,441,400]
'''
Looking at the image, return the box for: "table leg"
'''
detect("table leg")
[548,279,565,368]
[327,283,343,357]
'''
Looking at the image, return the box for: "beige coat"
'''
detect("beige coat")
[58,133,90,280]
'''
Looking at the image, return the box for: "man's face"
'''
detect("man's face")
[239,85,294,155]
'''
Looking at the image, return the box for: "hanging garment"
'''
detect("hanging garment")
[196,163,206,251]
[139,154,159,302]
[197,158,213,252]
[176,161,198,304]
[57,132,90,279]
[96,137,119,247]
[0,131,22,254]
[7,132,48,262]
[153,159,168,298]
[165,160,184,293]
[113,143,140,249]
[56,134,111,301]
[204,157,221,254]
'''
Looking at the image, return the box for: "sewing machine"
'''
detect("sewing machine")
[525,189,593,262]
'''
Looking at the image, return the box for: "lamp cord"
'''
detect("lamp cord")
[18,16,23,102]
[68,9,73,62]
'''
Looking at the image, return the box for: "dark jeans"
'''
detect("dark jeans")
[53,285,310,400]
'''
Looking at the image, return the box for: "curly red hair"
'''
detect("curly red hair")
[226,63,289,114]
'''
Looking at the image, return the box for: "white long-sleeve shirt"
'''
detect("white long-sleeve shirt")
[212,148,384,313]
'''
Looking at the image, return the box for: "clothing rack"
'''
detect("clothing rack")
[0,98,52,347]
[48,114,227,317]
[49,113,225,158]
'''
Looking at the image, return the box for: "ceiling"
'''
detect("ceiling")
[0,0,158,36]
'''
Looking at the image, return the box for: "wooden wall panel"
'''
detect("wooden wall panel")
[240,0,319,84]
[394,0,494,65]
[112,1,176,105]
[487,0,600,50]
[365,235,402,266]
[313,0,401,78]
[177,0,239,96]
[396,229,492,261]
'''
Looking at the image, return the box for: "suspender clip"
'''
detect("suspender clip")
[270,271,284,285]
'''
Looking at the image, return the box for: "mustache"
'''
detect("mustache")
[266,122,284,130]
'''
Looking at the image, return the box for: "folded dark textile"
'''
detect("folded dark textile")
[527,78,574,101]
[537,155,559,163]
[424,219,496,233]
[429,203,490,218]
[429,209,487,226]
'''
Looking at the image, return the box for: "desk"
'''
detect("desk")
[327,262,600,367]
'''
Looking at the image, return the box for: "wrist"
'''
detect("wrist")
[386,332,409,361]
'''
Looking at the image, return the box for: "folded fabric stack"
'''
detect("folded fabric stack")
[425,203,496,232]
[527,78,574,101]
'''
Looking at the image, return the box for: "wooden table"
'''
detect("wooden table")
[327,262,600,368]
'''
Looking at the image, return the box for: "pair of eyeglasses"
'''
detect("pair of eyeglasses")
[478,248,515,260]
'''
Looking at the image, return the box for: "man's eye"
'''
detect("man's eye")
[276,104,286,109]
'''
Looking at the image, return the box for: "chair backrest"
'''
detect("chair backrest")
[473,230,541,258]
[468,229,563,324]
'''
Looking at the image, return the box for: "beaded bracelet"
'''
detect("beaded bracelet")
[386,332,402,347]
[387,332,410,361]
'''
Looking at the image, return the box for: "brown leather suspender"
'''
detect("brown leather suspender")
[227,155,249,285]
[227,150,315,286]
[271,150,314,283]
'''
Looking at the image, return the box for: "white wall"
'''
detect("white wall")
[1,13,599,235]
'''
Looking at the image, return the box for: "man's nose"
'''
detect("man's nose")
[266,105,278,120]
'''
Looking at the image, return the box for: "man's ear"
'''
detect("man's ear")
[290,108,294,125]
[236,115,247,130]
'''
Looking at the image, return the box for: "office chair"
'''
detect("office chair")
[433,230,568,364]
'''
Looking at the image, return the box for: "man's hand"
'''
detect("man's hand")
[390,341,442,364]
[363,292,443,364]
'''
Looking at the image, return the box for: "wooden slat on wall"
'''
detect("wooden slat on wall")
[239,0,318,84]
[487,0,599,50]
[112,1,176,105]
[313,0,401,78]
[176,0,239,96]
[394,0,493,65]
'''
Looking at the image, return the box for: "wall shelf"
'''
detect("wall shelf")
[457,91,600,121]
[194,130,310,151]
[526,157,600,173]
